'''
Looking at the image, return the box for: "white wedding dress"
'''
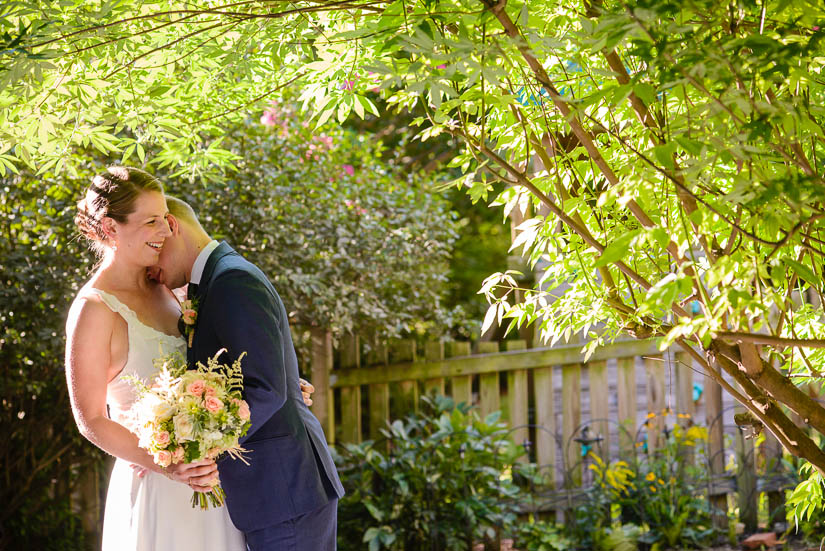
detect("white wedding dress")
[91,288,246,551]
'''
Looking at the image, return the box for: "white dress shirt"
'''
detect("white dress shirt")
[190,239,219,285]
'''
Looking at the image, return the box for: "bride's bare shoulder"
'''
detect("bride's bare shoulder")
[66,285,116,334]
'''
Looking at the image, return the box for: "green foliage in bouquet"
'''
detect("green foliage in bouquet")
[335,396,529,551]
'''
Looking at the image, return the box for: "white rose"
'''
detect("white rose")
[141,393,175,421]
[173,413,195,442]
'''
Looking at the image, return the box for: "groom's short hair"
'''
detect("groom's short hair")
[166,196,204,230]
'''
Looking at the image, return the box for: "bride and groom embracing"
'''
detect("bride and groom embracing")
[65,166,344,550]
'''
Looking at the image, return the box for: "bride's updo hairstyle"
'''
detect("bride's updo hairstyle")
[75,166,164,256]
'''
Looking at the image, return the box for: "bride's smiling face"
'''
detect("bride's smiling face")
[105,191,172,266]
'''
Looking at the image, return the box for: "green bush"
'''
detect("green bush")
[514,519,572,551]
[335,396,528,551]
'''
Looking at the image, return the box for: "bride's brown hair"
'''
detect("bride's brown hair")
[75,166,164,256]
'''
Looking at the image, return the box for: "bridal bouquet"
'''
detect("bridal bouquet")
[127,350,251,509]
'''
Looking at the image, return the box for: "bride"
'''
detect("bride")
[65,166,301,550]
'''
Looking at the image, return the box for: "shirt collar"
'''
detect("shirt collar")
[190,240,219,285]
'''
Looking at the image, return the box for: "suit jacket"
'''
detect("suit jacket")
[187,242,344,532]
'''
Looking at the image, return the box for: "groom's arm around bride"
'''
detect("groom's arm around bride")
[156,197,344,550]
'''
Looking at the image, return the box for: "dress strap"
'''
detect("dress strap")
[86,288,139,322]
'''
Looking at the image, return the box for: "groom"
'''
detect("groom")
[154,196,344,550]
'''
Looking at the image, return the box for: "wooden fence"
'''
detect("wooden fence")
[310,330,795,529]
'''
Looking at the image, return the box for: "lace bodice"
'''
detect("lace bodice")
[86,288,184,425]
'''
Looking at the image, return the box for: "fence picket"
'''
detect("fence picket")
[675,351,695,465]
[505,341,529,460]
[478,341,500,419]
[705,369,727,529]
[562,364,582,487]
[534,365,555,488]
[588,360,609,461]
[616,356,637,458]
[339,334,362,444]
[644,355,665,451]
[310,327,334,444]
[366,342,390,444]
[446,341,472,407]
[423,341,445,396]
[390,339,418,418]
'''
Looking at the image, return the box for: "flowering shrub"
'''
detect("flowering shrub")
[164,101,461,341]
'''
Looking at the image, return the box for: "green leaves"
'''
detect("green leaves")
[593,229,640,268]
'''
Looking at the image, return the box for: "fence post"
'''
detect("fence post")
[735,384,758,532]
[366,341,390,444]
[644,355,665,452]
[588,360,609,461]
[616,356,637,458]
[534,363,555,487]
[310,327,334,444]
[505,340,529,461]
[675,351,696,465]
[339,333,362,444]
[705,369,727,530]
[763,431,785,527]
[478,341,500,419]
[446,341,472,407]
[562,363,582,487]
[423,341,445,396]
[390,339,418,418]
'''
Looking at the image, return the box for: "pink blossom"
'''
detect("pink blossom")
[171,447,185,464]
[181,308,196,325]
[437,64,446,69]
[238,400,251,421]
[815,26,821,31]
[342,164,355,176]
[344,199,355,208]
[154,430,171,447]
[260,111,278,127]
[186,379,206,397]
[204,385,217,398]
[204,396,224,413]
[154,450,172,468]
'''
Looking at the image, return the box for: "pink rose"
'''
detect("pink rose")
[204,396,224,413]
[204,385,217,398]
[186,379,206,397]
[154,430,170,447]
[181,308,197,325]
[154,450,172,468]
[342,164,355,176]
[206,447,222,460]
[171,447,185,464]
[238,400,251,421]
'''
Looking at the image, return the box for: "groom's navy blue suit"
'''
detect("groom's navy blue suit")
[187,242,344,549]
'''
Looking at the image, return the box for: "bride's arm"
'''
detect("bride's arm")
[65,297,163,468]
[65,297,216,489]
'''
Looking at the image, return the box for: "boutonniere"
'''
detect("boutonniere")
[180,298,199,348]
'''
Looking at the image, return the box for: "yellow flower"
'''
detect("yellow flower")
[649,485,657,493]
[646,472,656,482]
[646,412,656,419]
[658,478,665,485]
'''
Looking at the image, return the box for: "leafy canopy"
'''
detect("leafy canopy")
[8,0,825,483]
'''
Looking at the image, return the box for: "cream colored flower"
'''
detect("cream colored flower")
[173,413,195,442]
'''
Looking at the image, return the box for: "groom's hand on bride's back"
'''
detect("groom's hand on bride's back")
[300,378,315,406]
